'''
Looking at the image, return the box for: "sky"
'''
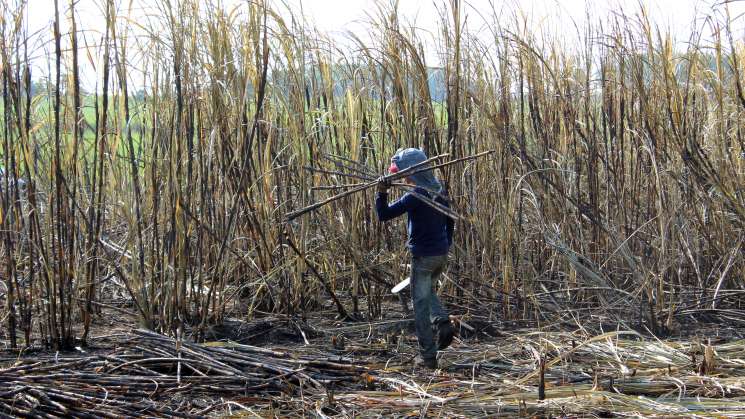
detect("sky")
[15,0,745,89]
[294,0,743,36]
[24,0,745,37]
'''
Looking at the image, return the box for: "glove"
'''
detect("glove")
[377,176,391,193]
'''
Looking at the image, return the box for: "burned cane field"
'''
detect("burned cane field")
[0,0,744,417]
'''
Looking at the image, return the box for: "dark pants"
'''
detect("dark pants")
[411,254,449,360]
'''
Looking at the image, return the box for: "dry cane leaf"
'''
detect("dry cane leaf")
[704,340,716,374]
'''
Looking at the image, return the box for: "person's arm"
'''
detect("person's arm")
[376,192,411,221]
[439,189,455,246]
[446,214,455,246]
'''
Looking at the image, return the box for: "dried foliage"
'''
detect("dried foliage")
[0,0,742,373]
[2,317,744,417]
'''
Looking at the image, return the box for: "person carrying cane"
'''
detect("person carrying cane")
[376,147,455,369]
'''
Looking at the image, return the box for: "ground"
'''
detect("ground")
[1,297,744,418]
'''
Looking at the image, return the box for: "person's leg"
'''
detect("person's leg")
[428,254,449,324]
[427,254,454,350]
[411,255,438,361]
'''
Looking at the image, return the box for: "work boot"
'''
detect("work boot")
[414,355,438,369]
[436,319,454,350]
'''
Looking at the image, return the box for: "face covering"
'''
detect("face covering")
[390,148,442,193]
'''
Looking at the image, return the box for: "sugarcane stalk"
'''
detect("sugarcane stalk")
[288,151,492,221]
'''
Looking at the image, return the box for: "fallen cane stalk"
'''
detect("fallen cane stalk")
[284,228,352,319]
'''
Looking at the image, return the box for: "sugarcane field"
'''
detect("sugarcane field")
[1,0,744,417]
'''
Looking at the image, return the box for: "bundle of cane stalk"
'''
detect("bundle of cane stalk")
[287,150,494,221]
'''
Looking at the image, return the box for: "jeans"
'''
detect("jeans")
[411,254,449,360]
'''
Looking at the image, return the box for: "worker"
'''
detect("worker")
[376,148,455,369]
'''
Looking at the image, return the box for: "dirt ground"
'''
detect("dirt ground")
[2,296,745,418]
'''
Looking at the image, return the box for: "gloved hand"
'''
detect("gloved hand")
[377,176,391,193]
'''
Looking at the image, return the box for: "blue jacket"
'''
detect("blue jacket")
[376,188,454,257]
